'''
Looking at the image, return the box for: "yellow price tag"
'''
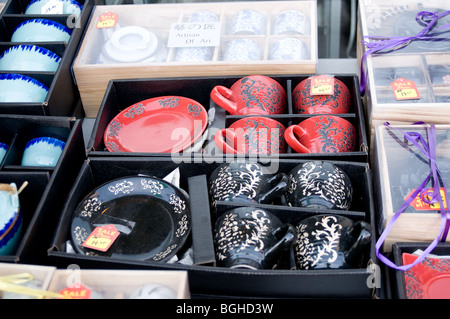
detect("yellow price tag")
[83,236,112,250]
[310,75,335,96]
[82,224,120,252]
[391,78,421,101]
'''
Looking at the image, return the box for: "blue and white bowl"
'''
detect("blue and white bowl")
[25,0,82,15]
[0,183,22,256]
[0,45,61,72]
[0,73,49,103]
[11,19,72,44]
[0,143,9,163]
[21,137,65,167]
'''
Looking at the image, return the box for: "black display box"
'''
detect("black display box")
[0,115,86,264]
[48,157,378,298]
[392,242,450,299]
[86,74,369,162]
[0,0,98,116]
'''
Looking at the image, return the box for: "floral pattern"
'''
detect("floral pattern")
[239,77,285,114]
[295,215,342,269]
[123,103,145,119]
[215,209,271,261]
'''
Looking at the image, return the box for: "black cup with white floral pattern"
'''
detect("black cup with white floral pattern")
[209,161,288,206]
[285,161,353,210]
[294,214,372,270]
[214,207,296,269]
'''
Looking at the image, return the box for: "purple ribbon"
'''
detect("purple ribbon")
[360,10,450,95]
[376,122,450,271]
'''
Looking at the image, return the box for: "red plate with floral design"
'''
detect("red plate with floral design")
[104,96,208,153]
[403,252,450,299]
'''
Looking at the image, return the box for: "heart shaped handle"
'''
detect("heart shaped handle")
[210,85,238,114]
[284,125,312,153]
[214,128,239,154]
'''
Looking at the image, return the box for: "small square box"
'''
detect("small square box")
[357,0,450,147]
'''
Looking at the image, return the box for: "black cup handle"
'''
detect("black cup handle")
[258,173,289,204]
[264,223,296,261]
[344,221,372,265]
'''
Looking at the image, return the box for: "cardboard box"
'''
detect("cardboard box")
[0,115,86,264]
[0,0,96,116]
[47,269,190,299]
[373,123,450,252]
[48,157,378,298]
[357,0,450,149]
[86,74,369,162]
[72,1,318,117]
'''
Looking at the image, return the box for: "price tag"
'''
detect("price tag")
[391,78,421,101]
[310,75,335,95]
[96,12,119,29]
[59,284,91,299]
[407,188,448,211]
[167,22,221,47]
[82,224,120,252]
[41,0,63,14]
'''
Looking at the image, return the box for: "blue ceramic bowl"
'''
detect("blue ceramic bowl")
[0,45,61,72]
[25,0,82,15]
[0,143,9,163]
[0,73,49,103]
[21,137,66,167]
[11,19,72,44]
[0,183,22,256]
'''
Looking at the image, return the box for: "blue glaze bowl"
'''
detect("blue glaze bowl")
[0,73,48,103]
[0,45,61,72]
[21,137,65,167]
[11,19,72,44]
[0,143,9,163]
[0,183,22,256]
[25,0,82,15]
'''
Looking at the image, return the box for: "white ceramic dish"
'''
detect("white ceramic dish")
[25,0,82,15]
[0,45,61,72]
[0,73,49,103]
[98,26,161,64]
[11,19,72,44]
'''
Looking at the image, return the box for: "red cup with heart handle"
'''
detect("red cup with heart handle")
[214,116,286,154]
[284,115,356,153]
[210,75,287,115]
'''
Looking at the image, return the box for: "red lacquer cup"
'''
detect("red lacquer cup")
[210,75,286,115]
[214,117,286,154]
[284,115,356,153]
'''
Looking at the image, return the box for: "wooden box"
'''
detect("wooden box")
[373,123,450,252]
[47,269,190,299]
[0,263,56,299]
[72,1,318,117]
[357,0,450,149]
